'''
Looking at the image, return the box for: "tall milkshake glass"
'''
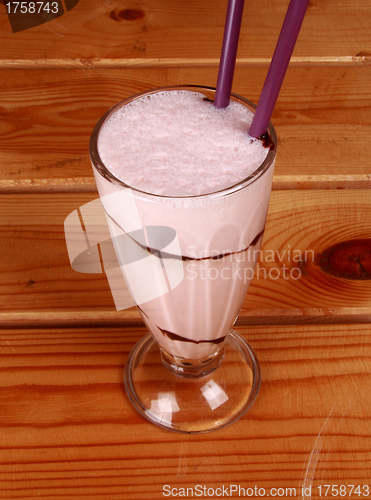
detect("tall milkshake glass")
[89,85,277,433]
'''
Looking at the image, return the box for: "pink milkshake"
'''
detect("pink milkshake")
[91,87,276,366]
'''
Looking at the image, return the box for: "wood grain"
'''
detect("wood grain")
[1,190,371,326]
[0,0,371,60]
[0,65,371,186]
[241,189,371,323]
[0,323,369,499]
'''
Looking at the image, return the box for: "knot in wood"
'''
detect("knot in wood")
[109,9,145,22]
[316,239,371,280]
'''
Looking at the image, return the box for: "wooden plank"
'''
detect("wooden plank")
[1,190,371,327]
[0,65,371,187]
[0,0,371,61]
[0,323,369,499]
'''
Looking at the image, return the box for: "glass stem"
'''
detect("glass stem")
[160,342,226,378]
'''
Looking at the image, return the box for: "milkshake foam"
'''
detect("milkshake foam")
[97,90,268,197]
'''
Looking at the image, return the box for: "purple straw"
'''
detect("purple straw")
[214,0,245,109]
[249,0,310,138]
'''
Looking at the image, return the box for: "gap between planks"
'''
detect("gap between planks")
[1,309,371,330]
[0,176,371,194]
[0,56,370,70]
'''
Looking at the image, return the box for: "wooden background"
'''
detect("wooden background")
[0,0,371,498]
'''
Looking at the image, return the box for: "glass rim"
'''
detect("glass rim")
[89,85,277,200]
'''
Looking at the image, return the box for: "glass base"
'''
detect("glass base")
[124,330,261,434]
